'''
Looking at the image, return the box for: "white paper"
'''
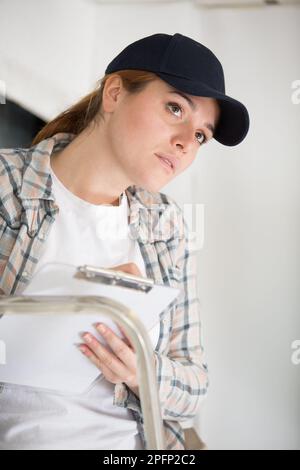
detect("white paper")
[0,263,179,395]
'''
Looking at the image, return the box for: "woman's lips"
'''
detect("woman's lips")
[155,154,174,173]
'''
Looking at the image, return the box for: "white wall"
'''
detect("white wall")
[0,0,96,119]
[179,5,300,450]
[0,0,299,450]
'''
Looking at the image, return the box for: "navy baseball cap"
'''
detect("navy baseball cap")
[105,33,250,147]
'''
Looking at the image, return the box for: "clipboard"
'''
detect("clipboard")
[75,264,154,292]
[0,262,180,394]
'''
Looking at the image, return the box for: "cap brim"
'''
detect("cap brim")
[155,72,250,147]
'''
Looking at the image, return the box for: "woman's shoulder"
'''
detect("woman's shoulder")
[0,146,31,225]
[0,146,29,191]
[0,145,28,168]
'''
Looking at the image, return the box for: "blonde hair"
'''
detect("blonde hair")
[31,69,158,146]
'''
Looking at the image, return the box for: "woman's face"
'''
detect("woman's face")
[101,76,220,193]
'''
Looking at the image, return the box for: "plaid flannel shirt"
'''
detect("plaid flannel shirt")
[0,133,209,450]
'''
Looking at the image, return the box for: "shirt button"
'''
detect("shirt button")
[38,232,45,240]
[23,271,29,277]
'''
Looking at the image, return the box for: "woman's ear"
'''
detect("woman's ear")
[102,75,126,113]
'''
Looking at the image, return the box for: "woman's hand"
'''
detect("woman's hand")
[79,322,139,395]
[78,263,145,397]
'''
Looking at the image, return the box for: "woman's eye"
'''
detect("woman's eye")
[167,102,207,146]
[167,102,182,117]
[195,132,207,145]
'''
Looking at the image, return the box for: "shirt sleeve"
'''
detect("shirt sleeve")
[153,210,209,421]
[114,205,209,423]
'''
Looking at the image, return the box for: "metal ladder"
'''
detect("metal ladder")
[0,294,166,450]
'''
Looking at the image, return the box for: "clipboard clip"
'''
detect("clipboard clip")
[76,265,154,293]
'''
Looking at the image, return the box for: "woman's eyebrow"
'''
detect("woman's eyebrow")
[168,90,215,137]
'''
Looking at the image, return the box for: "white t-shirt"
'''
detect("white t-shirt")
[0,165,159,450]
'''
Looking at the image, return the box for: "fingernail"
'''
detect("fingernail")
[77,344,88,354]
[83,333,92,343]
[97,324,106,333]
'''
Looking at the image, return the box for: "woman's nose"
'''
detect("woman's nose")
[171,126,196,154]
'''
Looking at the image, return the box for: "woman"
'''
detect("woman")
[0,33,249,450]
